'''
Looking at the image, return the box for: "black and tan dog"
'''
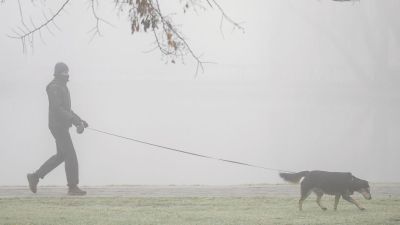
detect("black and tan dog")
[280,170,371,211]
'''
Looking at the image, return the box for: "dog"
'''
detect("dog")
[280,170,371,211]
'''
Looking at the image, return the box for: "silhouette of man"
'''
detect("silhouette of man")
[27,62,88,195]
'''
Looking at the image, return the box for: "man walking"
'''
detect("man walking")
[27,62,88,196]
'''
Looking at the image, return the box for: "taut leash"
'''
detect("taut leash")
[87,127,294,174]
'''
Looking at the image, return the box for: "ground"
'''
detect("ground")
[1,184,399,225]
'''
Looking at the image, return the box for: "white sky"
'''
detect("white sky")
[1,0,400,186]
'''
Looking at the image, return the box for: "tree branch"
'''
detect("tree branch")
[206,0,244,33]
[8,0,71,52]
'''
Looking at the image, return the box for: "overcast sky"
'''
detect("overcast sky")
[1,0,400,186]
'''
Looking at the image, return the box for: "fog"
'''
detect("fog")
[1,0,399,186]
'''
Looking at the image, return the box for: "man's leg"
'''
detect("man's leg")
[61,129,86,196]
[28,128,66,193]
[35,128,67,179]
[62,130,79,187]
[35,154,64,180]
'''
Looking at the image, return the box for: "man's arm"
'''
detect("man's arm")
[71,110,82,124]
[71,110,88,128]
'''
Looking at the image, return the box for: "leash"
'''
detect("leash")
[87,127,294,174]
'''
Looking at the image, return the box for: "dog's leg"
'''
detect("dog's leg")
[342,194,365,210]
[315,191,327,211]
[299,197,306,211]
[334,194,341,211]
[299,188,312,211]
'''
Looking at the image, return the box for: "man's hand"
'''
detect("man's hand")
[82,120,89,128]
[76,120,88,134]
[72,116,82,127]
[76,124,85,134]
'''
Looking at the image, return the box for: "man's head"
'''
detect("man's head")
[54,62,69,76]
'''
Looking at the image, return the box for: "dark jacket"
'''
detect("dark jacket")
[47,76,81,129]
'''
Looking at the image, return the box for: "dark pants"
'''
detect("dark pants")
[36,127,79,187]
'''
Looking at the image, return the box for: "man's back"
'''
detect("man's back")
[46,77,74,129]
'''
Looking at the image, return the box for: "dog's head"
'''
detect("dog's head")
[351,176,371,200]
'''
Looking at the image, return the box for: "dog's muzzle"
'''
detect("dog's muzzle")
[360,189,372,200]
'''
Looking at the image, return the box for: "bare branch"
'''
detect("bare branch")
[10,0,248,73]
[207,0,245,33]
[88,0,103,39]
[47,9,63,31]
[88,0,116,42]
[44,22,55,37]
[38,29,46,45]
[151,0,207,73]
[8,0,71,52]
[17,0,29,31]
[152,29,174,55]
[10,0,70,39]
[142,45,159,54]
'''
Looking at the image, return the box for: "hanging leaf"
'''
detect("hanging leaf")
[167,32,172,41]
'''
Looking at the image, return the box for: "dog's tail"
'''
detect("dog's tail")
[279,171,309,184]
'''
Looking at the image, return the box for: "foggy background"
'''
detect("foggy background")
[1,0,399,186]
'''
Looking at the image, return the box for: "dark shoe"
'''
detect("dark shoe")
[27,173,39,194]
[68,186,87,196]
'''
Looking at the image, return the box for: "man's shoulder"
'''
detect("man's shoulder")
[46,81,62,93]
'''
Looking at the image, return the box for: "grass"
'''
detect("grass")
[1,196,399,225]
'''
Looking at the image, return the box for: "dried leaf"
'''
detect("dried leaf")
[167,32,172,41]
